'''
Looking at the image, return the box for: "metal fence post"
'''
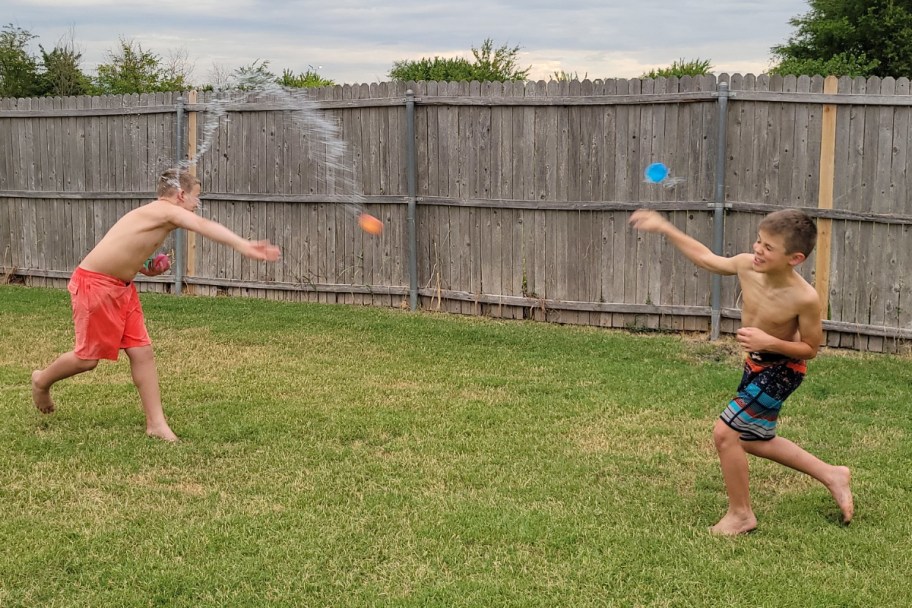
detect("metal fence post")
[405,89,418,311]
[710,82,729,340]
[174,95,185,296]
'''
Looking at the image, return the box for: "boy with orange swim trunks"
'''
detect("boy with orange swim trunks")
[31,168,281,441]
[629,208,853,535]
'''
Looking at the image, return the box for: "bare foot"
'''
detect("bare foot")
[709,511,757,536]
[31,370,55,414]
[827,466,853,524]
[146,424,179,443]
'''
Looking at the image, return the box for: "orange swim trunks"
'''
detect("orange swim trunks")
[67,266,151,361]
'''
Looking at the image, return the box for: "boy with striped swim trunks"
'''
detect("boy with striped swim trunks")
[31,168,281,442]
[630,208,853,535]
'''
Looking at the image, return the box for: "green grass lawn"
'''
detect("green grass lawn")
[1,285,910,607]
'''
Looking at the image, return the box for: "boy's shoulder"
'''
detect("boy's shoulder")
[780,271,822,316]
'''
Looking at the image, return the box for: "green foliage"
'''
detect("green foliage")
[228,59,276,90]
[389,38,530,83]
[550,70,586,82]
[94,38,189,94]
[0,24,41,98]
[277,68,335,88]
[641,58,713,79]
[469,38,531,82]
[772,0,912,77]
[37,42,94,97]
[770,52,878,78]
[389,56,476,82]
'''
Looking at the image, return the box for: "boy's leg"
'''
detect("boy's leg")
[710,419,758,535]
[124,345,177,442]
[741,436,853,523]
[31,352,99,413]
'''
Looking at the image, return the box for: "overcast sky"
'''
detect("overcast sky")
[4,0,810,86]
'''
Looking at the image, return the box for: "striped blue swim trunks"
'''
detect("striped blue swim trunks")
[720,355,808,441]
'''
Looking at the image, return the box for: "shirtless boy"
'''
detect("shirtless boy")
[31,168,281,442]
[629,208,853,535]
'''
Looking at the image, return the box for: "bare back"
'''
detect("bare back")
[79,200,179,282]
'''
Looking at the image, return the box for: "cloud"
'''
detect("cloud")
[5,0,808,85]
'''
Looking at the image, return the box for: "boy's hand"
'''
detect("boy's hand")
[629,209,670,233]
[736,327,775,352]
[244,240,281,261]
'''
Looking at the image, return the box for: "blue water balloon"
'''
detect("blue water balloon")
[644,162,669,183]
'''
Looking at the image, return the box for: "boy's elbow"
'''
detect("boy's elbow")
[804,341,821,360]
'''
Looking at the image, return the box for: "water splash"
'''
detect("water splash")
[184,70,365,218]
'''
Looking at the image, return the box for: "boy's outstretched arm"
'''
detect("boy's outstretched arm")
[166,206,281,261]
[629,209,741,275]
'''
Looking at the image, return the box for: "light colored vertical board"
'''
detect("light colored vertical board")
[815,76,839,320]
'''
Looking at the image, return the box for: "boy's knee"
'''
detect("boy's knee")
[77,358,99,372]
[125,346,154,362]
[712,420,739,449]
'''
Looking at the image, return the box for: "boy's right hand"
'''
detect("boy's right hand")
[244,240,281,261]
[629,209,669,233]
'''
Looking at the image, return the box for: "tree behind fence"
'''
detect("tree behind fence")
[1,75,910,353]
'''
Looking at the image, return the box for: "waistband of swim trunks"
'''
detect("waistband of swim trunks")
[745,354,807,374]
[73,265,132,287]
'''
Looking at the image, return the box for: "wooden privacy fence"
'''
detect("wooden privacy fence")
[1,74,911,353]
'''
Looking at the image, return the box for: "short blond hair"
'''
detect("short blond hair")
[157,168,201,198]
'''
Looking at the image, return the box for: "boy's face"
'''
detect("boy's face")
[752,229,805,273]
[177,184,201,212]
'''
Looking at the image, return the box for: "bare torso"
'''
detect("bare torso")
[735,255,816,342]
[79,200,178,282]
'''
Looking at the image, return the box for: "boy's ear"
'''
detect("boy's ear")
[788,251,807,267]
